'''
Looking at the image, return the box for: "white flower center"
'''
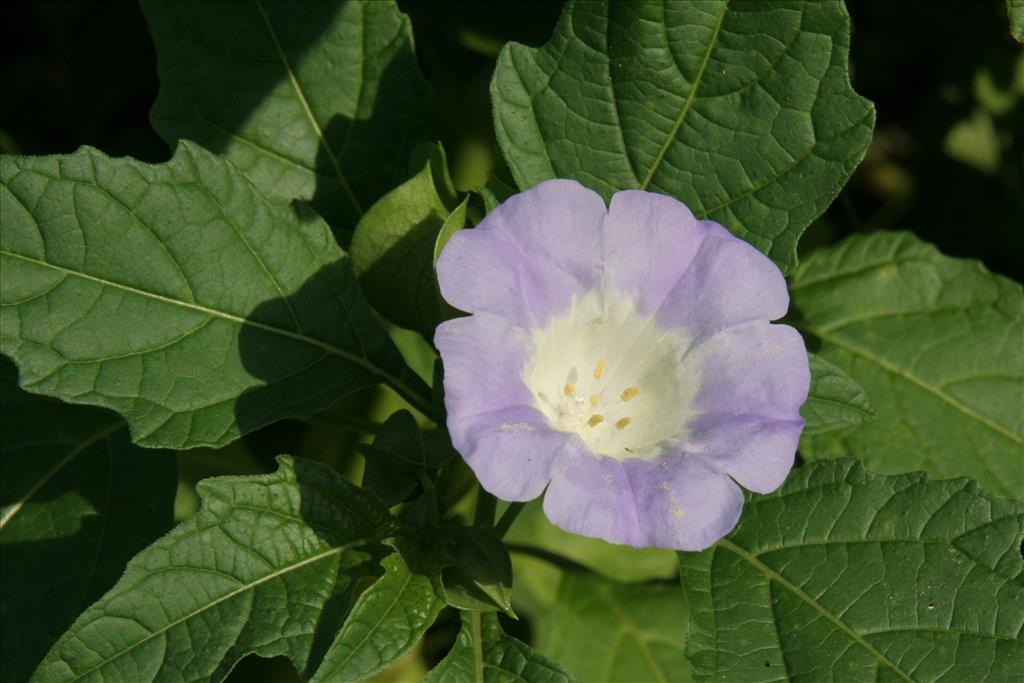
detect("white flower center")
[523,289,698,460]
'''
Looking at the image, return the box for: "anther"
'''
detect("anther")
[615,417,631,430]
[593,358,605,379]
[589,394,600,407]
[564,383,575,397]
[587,414,605,427]
[620,387,640,402]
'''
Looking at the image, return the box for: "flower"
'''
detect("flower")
[435,180,809,551]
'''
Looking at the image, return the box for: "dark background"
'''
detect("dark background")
[2,1,1021,681]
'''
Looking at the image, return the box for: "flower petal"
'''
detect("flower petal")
[436,179,607,327]
[543,450,745,551]
[655,222,790,338]
[603,190,709,316]
[685,413,803,494]
[685,320,810,420]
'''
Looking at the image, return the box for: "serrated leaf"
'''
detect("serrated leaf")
[30,455,393,682]
[142,0,430,237]
[309,538,447,683]
[350,159,467,336]
[0,358,176,683]
[542,574,692,683]
[0,143,433,449]
[790,231,1024,498]
[491,0,874,272]
[423,612,574,683]
[679,459,1024,682]
[442,527,514,615]
[801,352,875,435]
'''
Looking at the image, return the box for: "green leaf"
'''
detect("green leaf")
[359,409,425,506]
[679,459,1024,682]
[309,538,448,683]
[491,0,874,272]
[801,352,875,435]
[542,574,692,683]
[350,158,467,336]
[442,527,515,615]
[30,455,393,682]
[0,142,433,449]
[790,231,1024,498]
[1009,0,1024,42]
[142,0,431,237]
[0,358,176,683]
[423,612,574,683]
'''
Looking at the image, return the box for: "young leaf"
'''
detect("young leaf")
[679,459,1024,682]
[491,0,875,272]
[350,159,467,336]
[309,538,448,683]
[423,612,574,683]
[801,352,875,435]
[0,143,433,449]
[442,527,515,615]
[142,0,431,237]
[542,574,692,683]
[359,409,426,506]
[30,456,393,683]
[0,358,176,683]
[791,231,1023,498]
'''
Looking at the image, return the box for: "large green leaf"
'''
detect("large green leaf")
[679,459,1024,682]
[422,612,574,683]
[491,0,874,272]
[542,574,692,683]
[30,456,393,682]
[142,0,431,237]
[790,231,1024,498]
[0,143,433,449]
[309,538,447,682]
[801,352,875,435]
[1009,0,1024,42]
[0,358,176,683]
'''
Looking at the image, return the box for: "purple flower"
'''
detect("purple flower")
[435,180,809,551]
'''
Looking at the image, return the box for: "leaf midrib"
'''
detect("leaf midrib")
[0,249,432,419]
[61,537,377,682]
[0,423,121,530]
[716,538,915,683]
[639,0,729,189]
[810,326,1022,445]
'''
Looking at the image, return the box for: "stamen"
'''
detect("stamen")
[593,358,606,379]
[564,383,575,397]
[615,417,631,430]
[620,386,640,402]
[587,414,605,427]
[589,394,600,407]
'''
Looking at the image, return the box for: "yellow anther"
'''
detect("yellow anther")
[564,383,575,397]
[589,394,601,407]
[587,414,605,427]
[620,386,640,402]
[615,417,631,430]
[593,358,605,379]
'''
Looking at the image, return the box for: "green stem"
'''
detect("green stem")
[473,489,497,528]
[506,544,594,575]
[493,502,525,538]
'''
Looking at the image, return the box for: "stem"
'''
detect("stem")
[473,489,497,528]
[493,502,525,538]
[506,544,594,575]
[306,413,382,434]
